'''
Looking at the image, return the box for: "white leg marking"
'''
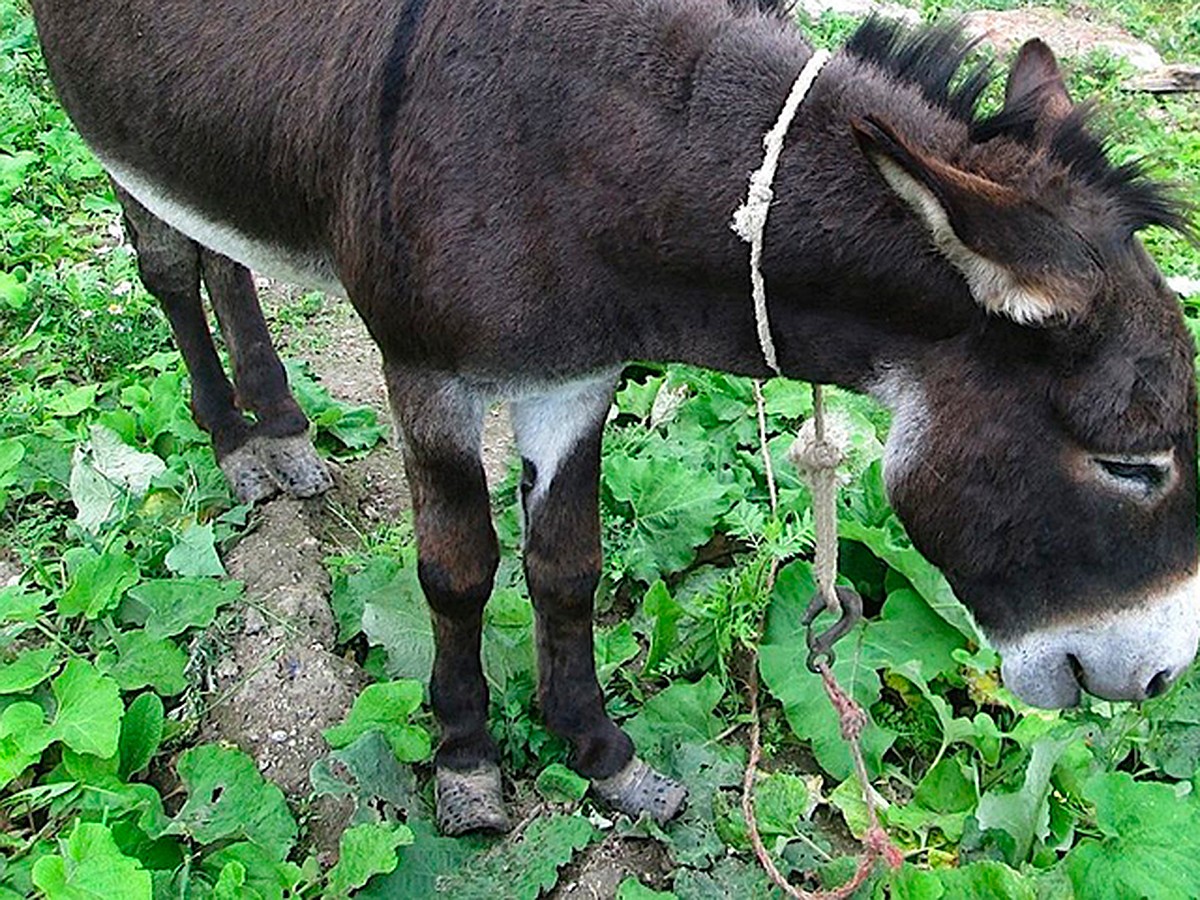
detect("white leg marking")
[511,372,618,515]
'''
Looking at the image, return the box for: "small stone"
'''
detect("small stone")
[270,729,289,743]
[215,659,239,680]
[243,607,268,635]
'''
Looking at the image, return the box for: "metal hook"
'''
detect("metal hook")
[802,585,863,673]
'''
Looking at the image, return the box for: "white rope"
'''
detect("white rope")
[730,49,831,376]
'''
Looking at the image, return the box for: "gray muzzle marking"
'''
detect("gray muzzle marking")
[994,572,1200,708]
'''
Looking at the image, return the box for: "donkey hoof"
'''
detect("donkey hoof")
[252,434,333,498]
[220,444,281,503]
[591,757,687,825]
[435,764,511,836]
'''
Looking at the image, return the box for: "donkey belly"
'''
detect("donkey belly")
[102,158,345,297]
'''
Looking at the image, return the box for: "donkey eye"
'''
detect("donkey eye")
[1093,455,1174,495]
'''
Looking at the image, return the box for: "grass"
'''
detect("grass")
[2,0,1200,898]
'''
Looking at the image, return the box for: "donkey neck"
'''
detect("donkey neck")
[625,19,979,389]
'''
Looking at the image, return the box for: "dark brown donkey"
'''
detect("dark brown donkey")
[32,0,1199,834]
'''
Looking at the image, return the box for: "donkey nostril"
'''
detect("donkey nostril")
[1066,654,1085,688]
[1145,669,1174,699]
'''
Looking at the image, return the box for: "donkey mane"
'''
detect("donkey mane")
[846,17,1192,236]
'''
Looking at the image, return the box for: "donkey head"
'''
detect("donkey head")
[856,39,1198,707]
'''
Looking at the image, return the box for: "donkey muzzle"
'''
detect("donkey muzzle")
[994,573,1200,708]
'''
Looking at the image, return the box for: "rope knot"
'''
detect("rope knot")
[819,662,867,741]
[730,181,774,244]
[865,826,905,870]
[787,436,843,477]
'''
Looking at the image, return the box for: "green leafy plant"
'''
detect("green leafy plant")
[3,0,1200,895]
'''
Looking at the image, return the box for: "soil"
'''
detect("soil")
[550,835,674,898]
[961,7,1163,70]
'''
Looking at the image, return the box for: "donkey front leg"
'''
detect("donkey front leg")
[199,251,331,498]
[387,369,508,836]
[513,377,687,824]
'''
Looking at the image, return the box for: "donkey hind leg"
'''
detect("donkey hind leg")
[112,182,276,502]
[199,251,331,498]
[512,375,687,825]
[387,368,508,835]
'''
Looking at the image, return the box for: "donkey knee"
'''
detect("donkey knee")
[526,554,600,622]
[418,549,499,620]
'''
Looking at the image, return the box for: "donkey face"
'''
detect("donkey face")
[861,41,1199,707]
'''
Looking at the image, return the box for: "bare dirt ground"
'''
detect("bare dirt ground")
[202,289,669,892]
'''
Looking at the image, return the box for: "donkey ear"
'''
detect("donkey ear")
[851,115,1096,325]
[1003,39,1072,122]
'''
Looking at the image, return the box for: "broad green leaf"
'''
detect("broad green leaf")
[672,856,774,899]
[326,822,414,897]
[1143,666,1200,778]
[310,731,419,825]
[201,843,303,900]
[58,549,139,619]
[48,384,99,418]
[30,822,152,900]
[0,438,24,481]
[860,589,967,683]
[68,454,121,532]
[839,519,982,643]
[595,621,639,688]
[913,755,976,814]
[1064,772,1200,899]
[975,734,1074,865]
[752,771,811,837]
[0,269,28,310]
[641,580,683,675]
[62,746,120,787]
[0,702,53,788]
[165,745,297,859]
[603,451,736,583]
[353,554,435,681]
[481,588,536,697]
[759,562,895,779]
[829,776,870,838]
[358,820,482,899]
[164,522,227,578]
[624,673,727,748]
[0,647,58,694]
[86,425,165,497]
[326,406,389,452]
[617,878,678,899]
[889,860,1035,899]
[96,629,188,695]
[615,374,666,420]
[0,585,49,623]
[718,770,814,850]
[283,360,386,454]
[122,578,244,639]
[118,693,165,780]
[438,815,595,899]
[68,426,166,530]
[535,763,589,802]
[322,680,431,763]
[48,659,123,759]
[332,557,404,645]
[212,860,250,900]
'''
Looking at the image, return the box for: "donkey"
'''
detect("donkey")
[32,0,1199,834]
